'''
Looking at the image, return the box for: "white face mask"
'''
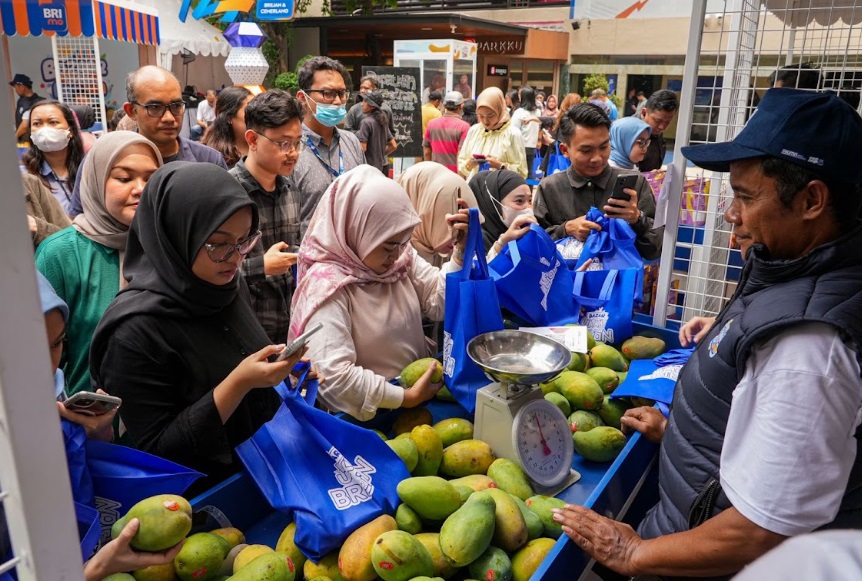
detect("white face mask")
[31,127,71,153]
[489,193,534,227]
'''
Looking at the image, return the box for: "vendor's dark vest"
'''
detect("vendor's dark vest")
[639,226,862,549]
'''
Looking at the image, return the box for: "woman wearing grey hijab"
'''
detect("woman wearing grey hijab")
[35,131,162,397]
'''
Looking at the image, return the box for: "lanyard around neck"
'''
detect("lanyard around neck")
[305,136,343,179]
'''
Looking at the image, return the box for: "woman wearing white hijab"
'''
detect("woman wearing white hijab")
[35,131,162,397]
[290,165,471,420]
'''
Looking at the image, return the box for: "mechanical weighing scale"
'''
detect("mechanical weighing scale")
[468,330,581,496]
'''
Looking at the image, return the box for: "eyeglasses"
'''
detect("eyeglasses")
[634,138,652,149]
[255,132,304,154]
[133,101,186,118]
[305,88,350,102]
[204,231,262,263]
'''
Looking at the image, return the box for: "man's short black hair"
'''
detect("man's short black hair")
[769,62,821,89]
[559,103,611,144]
[645,90,679,113]
[244,89,303,133]
[429,91,443,102]
[297,56,352,92]
[761,156,862,231]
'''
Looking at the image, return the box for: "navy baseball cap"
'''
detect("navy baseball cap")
[682,88,862,184]
[9,73,32,86]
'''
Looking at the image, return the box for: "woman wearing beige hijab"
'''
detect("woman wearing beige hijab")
[35,131,162,396]
[457,87,528,180]
[396,161,480,268]
[290,165,472,421]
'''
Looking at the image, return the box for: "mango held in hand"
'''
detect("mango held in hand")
[275,522,307,578]
[439,439,496,477]
[227,552,295,581]
[573,426,627,463]
[589,344,629,372]
[400,358,443,388]
[432,418,474,448]
[397,476,462,521]
[174,532,228,581]
[486,458,533,501]
[525,495,566,538]
[468,546,513,581]
[410,425,444,476]
[621,336,666,360]
[370,530,434,581]
[112,494,193,552]
[554,371,603,411]
[338,514,397,581]
[511,538,557,581]
[439,491,497,567]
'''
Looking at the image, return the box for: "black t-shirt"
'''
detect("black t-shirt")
[15,93,44,128]
[357,115,392,173]
[639,133,666,172]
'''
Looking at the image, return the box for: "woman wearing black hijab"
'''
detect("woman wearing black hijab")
[90,162,307,488]
[469,169,537,255]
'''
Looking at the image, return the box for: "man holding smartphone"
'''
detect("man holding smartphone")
[533,103,663,260]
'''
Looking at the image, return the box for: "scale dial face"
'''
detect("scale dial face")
[512,399,574,488]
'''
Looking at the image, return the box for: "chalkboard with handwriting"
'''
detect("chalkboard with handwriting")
[362,66,422,157]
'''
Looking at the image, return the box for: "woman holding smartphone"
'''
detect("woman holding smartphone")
[90,162,312,487]
[457,87,528,180]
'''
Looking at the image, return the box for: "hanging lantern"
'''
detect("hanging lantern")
[223,22,269,87]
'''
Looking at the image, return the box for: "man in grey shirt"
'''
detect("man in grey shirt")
[344,73,395,137]
[293,57,366,237]
[533,103,662,260]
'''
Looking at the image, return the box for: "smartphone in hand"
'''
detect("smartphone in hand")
[63,391,122,416]
[276,323,323,362]
[472,153,487,160]
[610,173,639,201]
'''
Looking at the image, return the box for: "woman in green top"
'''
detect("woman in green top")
[35,131,162,396]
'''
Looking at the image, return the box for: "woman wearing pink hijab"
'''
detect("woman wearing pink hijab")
[290,165,471,421]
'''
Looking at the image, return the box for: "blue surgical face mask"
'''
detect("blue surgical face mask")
[304,91,347,127]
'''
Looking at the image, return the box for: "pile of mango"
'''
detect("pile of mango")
[540,335,666,463]
[101,494,294,581]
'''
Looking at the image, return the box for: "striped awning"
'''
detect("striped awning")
[94,0,159,45]
[0,0,159,45]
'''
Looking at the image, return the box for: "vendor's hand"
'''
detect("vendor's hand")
[499,214,538,246]
[679,316,716,347]
[264,241,297,276]
[57,389,117,442]
[446,203,471,253]
[620,406,667,444]
[552,505,644,577]
[83,518,183,581]
[28,214,38,234]
[603,189,640,225]
[402,361,442,408]
[230,344,299,392]
[565,216,602,241]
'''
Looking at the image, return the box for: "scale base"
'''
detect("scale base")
[530,469,582,497]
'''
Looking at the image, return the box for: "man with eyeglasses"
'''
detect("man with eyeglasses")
[228,90,303,344]
[638,89,679,172]
[293,56,365,238]
[67,66,226,217]
[533,103,662,260]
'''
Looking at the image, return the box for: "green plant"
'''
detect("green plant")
[295,54,315,74]
[583,72,609,96]
[274,71,299,92]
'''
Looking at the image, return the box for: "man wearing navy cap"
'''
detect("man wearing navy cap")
[554,89,862,578]
[10,73,44,139]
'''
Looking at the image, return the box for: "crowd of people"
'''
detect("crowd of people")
[10,52,862,580]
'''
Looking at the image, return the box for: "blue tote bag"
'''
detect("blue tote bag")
[547,142,571,176]
[84,440,203,545]
[572,268,638,344]
[489,225,578,327]
[236,363,409,561]
[63,420,95,507]
[575,207,645,306]
[443,209,505,413]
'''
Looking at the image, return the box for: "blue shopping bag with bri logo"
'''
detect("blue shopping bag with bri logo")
[236,363,409,561]
[443,209,505,413]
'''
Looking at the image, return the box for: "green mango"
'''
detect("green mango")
[511,539,556,581]
[543,392,571,417]
[439,440,496,478]
[573,426,627,463]
[413,533,459,579]
[568,410,603,433]
[567,352,588,372]
[410,425,443,476]
[228,552,296,581]
[486,458,533,501]
[103,575,136,581]
[468,547,512,581]
[393,407,433,436]
[524,495,565,538]
[584,367,619,394]
[485,488,528,553]
[435,386,456,402]
[455,485,474,504]
[554,371,603,411]
[370,530,434,581]
[274,522,307,577]
[386,438,419,472]
[510,495,544,541]
[112,495,193,552]
[397,476,462,521]
[439,492,496,567]
[173,532,227,581]
[432,418,474,448]
[400,358,443,388]
[621,336,666,360]
[395,503,423,534]
[597,396,630,430]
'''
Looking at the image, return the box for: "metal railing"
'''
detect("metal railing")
[327,0,568,15]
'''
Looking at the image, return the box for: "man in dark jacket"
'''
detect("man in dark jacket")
[554,89,862,579]
[638,90,678,172]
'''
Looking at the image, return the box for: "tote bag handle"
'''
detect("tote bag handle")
[573,270,618,309]
[274,361,318,405]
